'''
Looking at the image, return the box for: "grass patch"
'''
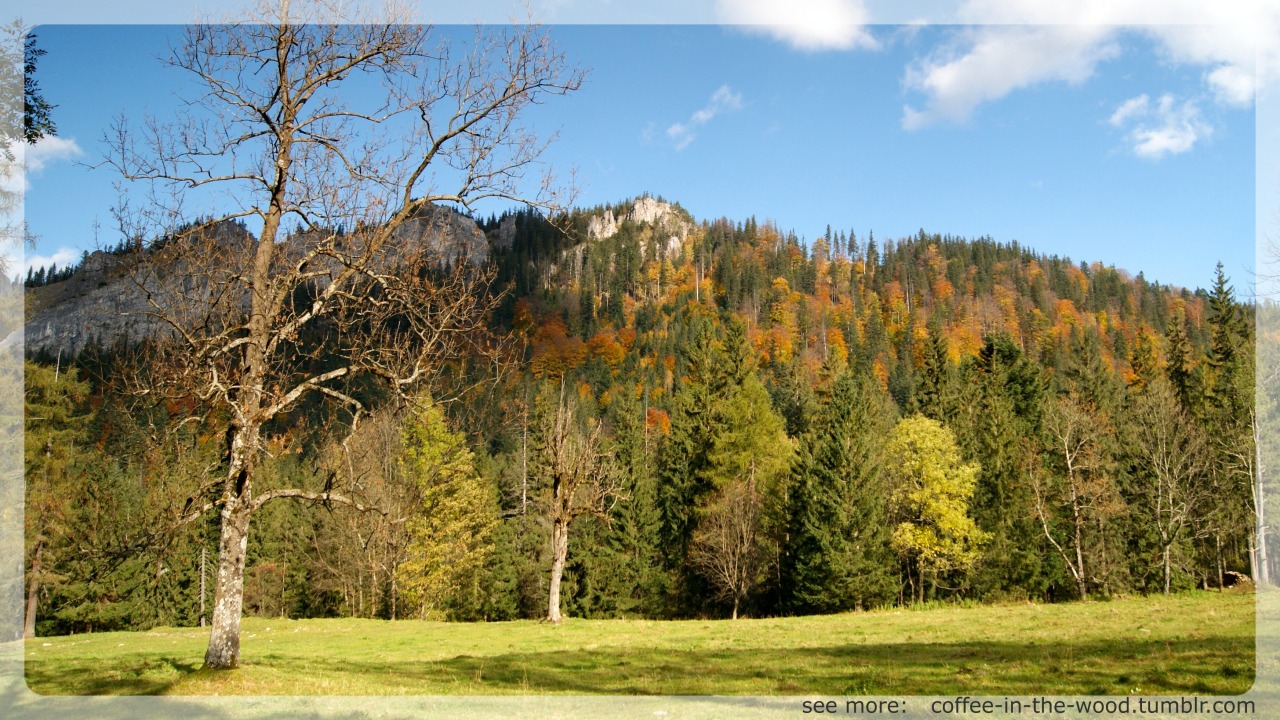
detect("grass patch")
[24,591,1254,696]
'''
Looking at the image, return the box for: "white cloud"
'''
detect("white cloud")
[902,25,1119,129]
[900,1,1278,129]
[640,121,656,145]
[1109,93,1210,159]
[1109,94,1150,126]
[667,123,694,151]
[24,247,80,274]
[1,137,84,194]
[666,85,744,151]
[20,136,83,174]
[1204,64,1256,108]
[715,0,879,51]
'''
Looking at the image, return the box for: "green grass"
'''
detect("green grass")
[25,591,1255,696]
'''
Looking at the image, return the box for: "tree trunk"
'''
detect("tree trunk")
[1072,489,1087,601]
[203,498,253,669]
[1163,545,1172,595]
[1216,534,1225,590]
[547,517,569,623]
[1256,419,1270,588]
[1074,518,1087,601]
[732,596,739,620]
[24,543,41,639]
[1249,534,1260,590]
[199,547,206,627]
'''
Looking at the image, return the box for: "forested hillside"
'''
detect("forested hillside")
[23,197,1262,634]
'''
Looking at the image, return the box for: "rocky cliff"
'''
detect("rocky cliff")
[18,205,490,355]
[586,196,691,258]
[537,198,694,291]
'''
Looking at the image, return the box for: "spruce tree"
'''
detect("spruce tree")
[956,336,1049,599]
[912,321,953,421]
[785,371,897,613]
[656,328,720,609]
[1200,263,1254,588]
[1165,306,1199,414]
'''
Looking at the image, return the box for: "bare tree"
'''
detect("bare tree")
[690,479,765,620]
[534,389,619,624]
[1033,395,1124,601]
[102,2,581,669]
[1251,331,1280,587]
[1130,379,1213,594]
[301,405,419,620]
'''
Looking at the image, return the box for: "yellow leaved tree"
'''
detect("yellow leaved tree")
[885,415,988,604]
[396,403,497,620]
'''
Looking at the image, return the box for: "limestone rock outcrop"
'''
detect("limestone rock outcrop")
[18,205,490,354]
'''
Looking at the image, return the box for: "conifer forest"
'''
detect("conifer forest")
[23,201,1268,636]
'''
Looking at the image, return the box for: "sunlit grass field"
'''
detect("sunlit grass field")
[25,591,1254,696]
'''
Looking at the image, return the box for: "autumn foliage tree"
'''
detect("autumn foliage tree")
[396,401,497,620]
[885,415,987,604]
[690,480,765,620]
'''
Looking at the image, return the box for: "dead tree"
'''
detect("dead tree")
[1130,379,1213,594]
[102,1,581,669]
[1033,395,1123,601]
[690,479,765,620]
[535,390,619,623]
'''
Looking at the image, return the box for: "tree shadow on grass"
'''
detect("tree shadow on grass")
[25,655,200,696]
[25,635,1254,696]
[370,636,1253,696]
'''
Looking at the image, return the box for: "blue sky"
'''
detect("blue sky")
[17,20,1260,294]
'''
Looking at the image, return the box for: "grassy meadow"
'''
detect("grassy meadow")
[25,591,1254,696]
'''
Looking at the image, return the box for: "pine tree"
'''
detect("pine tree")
[785,371,897,613]
[1165,306,1199,413]
[1204,263,1248,419]
[24,360,90,637]
[911,321,953,420]
[600,390,668,616]
[956,335,1049,599]
[1200,263,1254,589]
[657,329,719,591]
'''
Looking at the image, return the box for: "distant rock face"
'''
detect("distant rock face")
[391,205,489,266]
[492,214,518,251]
[629,197,674,228]
[586,210,619,241]
[585,197,691,260]
[19,207,491,355]
[21,249,167,355]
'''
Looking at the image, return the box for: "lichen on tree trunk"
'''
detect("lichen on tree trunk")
[547,518,569,623]
[204,493,253,669]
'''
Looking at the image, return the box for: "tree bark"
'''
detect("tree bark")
[547,517,569,623]
[1256,415,1270,587]
[1071,487,1088,601]
[1216,534,1225,590]
[24,543,42,639]
[1163,545,1172,595]
[204,462,255,669]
